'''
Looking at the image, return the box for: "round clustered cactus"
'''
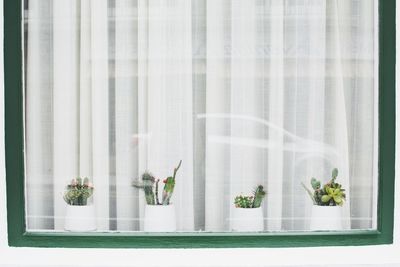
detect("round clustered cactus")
[63,177,94,206]
[234,195,254,208]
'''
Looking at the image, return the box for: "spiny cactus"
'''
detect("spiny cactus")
[311,177,321,190]
[301,168,346,206]
[162,160,182,205]
[63,177,94,206]
[133,161,182,206]
[132,172,156,205]
[234,195,254,208]
[234,185,267,208]
[155,179,160,205]
[252,185,266,208]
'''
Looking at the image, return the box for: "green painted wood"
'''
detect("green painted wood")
[4,0,26,246]
[376,0,396,245]
[4,0,396,248]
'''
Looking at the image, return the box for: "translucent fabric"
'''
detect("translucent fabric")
[24,0,377,232]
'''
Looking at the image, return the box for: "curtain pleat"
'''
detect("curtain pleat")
[115,0,139,231]
[52,0,79,230]
[205,0,230,231]
[26,0,54,230]
[266,0,285,231]
[229,0,265,230]
[137,0,149,230]
[90,0,110,231]
[79,0,92,180]
[145,0,194,231]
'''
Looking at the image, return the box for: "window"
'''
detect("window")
[5,0,395,248]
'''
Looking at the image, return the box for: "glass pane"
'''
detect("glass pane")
[23,0,378,232]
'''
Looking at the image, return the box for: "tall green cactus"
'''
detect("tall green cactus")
[162,160,182,205]
[155,179,160,205]
[252,185,266,208]
[133,161,182,206]
[132,172,156,205]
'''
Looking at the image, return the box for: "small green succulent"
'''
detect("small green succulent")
[301,168,346,206]
[234,195,254,208]
[321,186,345,205]
[63,177,94,206]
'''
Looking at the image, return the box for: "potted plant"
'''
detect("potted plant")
[63,177,96,231]
[231,185,266,232]
[133,160,182,232]
[301,168,346,231]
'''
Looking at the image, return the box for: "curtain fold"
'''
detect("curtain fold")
[205,0,230,231]
[144,0,194,231]
[266,0,285,231]
[25,0,377,232]
[52,0,79,230]
[26,0,54,230]
[115,0,139,231]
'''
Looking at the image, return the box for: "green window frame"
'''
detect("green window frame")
[4,0,395,248]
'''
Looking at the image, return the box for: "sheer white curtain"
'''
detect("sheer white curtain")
[25,0,377,231]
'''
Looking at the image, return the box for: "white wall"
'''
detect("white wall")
[0,2,399,267]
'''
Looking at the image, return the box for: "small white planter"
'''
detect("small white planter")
[231,207,264,232]
[64,205,96,232]
[310,205,343,231]
[144,204,176,232]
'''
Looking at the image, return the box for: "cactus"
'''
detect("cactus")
[133,161,182,206]
[162,160,182,205]
[311,177,321,190]
[252,185,266,208]
[155,179,160,205]
[234,185,267,208]
[63,177,94,206]
[132,172,156,205]
[234,195,254,208]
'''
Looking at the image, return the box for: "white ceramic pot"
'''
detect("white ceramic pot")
[64,205,96,232]
[310,205,343,231]
[231,207,264,232]
[144,204,176,232]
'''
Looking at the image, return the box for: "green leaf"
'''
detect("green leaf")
[333,196,343,204]
[321,195,331,203]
